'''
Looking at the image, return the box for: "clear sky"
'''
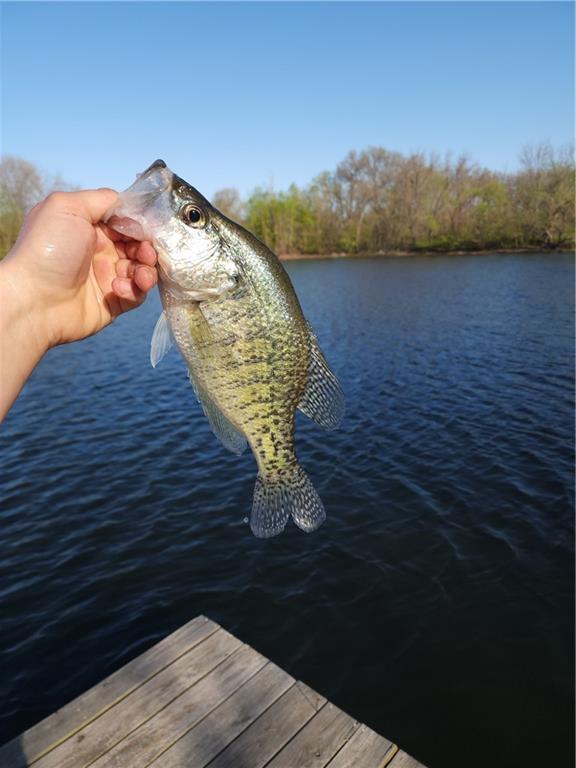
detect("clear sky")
[1,1,574,197]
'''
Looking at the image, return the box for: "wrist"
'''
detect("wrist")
[0,255,55,420]
[0,256,53,359]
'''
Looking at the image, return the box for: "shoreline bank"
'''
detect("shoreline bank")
[279,247,574,261]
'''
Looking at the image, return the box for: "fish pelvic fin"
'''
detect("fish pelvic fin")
[298,324,345,430]
[250,464,326,538]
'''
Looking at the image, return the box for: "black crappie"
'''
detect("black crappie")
[107,160,344,537]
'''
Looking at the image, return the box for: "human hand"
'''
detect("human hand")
[1,188,158,349]
[0,188,158,421]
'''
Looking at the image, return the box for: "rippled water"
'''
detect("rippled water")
[1,253,573,767]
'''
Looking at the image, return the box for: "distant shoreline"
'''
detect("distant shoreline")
[279,247,575,261]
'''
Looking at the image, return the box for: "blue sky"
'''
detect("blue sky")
[2,2,574,197]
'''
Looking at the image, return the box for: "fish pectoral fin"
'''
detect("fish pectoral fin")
[150,311,175,368]
[298,325,345,430]
[188,370,247,455]
[250,464,326,538]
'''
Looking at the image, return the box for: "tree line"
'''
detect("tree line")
[1,145,574,260]
[214,143,574,255]
[0,156,74,259]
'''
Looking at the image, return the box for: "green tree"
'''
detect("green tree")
[245,185,319,254]
[513,143,575,248]
[0,156,43,258]
[0,156,76,259]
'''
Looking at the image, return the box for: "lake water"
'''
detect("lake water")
[0,253,573,767]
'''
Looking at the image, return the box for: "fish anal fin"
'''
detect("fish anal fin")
[298,326,345,430]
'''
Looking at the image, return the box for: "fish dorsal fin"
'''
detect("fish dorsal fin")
[150,311,175,368]
[188,369,247,455]
[298,325,345,430]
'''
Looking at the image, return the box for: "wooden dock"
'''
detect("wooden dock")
[0,616,427,768]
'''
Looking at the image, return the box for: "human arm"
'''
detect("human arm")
[0,188,158,421]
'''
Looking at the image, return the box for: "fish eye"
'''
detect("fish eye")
[182,204,206,228]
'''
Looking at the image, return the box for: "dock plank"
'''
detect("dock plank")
[265,701,360,768]
[90,643,269,768]
[294,680,326,712]
[325,723,394,767]
[387,749,428,767]
[0,616,217,768]
[205,680,327,768]
[32,627,240,768]
[150,661,295,767]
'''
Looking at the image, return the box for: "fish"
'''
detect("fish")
[106,160,344,537]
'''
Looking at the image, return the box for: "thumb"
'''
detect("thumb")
[50,188,119,224]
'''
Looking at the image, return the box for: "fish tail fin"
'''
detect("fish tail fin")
[250,464,326,538]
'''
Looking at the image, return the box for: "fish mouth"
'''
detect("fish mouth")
[105,160,174,240]
[141,159,167,174]
[106,215,148,240]
[121,159,173,204]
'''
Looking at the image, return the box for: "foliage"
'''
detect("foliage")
[223,143,575,255]
[245,185,320,254]
[0,156,77,259]
[0,157,42,258]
